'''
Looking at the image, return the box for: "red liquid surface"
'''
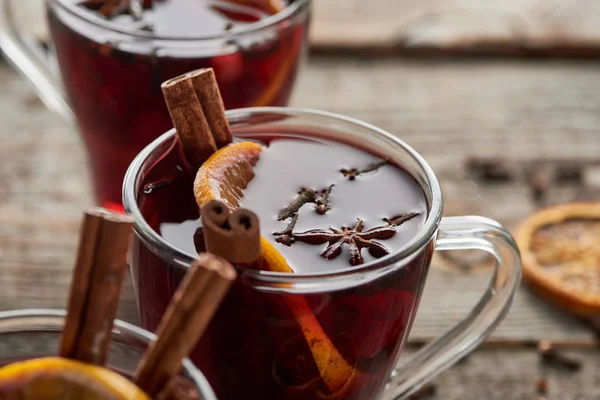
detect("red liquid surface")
[131,134,433,399]
[47,0,308,209]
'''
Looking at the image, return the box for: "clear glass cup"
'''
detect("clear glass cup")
[0,0,310,210]
[0,308,217,400]
[123,108,522,399]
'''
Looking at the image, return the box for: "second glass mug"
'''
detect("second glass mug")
[0,0,310,210]
[123,108,522,400]
[0,308,217,399]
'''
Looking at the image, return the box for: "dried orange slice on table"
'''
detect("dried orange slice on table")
[515,202,600,317]
[194,142,357,396]
[0,357,149,399]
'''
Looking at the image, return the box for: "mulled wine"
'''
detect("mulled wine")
[131,129,433,399]
[46,0,308,210]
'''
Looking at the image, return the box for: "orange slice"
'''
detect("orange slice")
[194,142,357,396]
[0,356,150,399]
[194,141,263,211]
[515,202,600,317]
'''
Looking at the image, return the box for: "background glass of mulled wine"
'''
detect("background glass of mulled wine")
[0,0,310,211]
[123,108,523,400]
[0,308,218,400]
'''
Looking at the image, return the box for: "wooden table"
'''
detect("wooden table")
[3,1,600,397]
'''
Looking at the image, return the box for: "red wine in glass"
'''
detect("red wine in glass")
[47,0,309,210]
[130,131,433,400]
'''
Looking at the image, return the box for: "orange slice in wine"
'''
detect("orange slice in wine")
[0,357,150,399]
[194,141,263,211]
[515,202,600,317]
[194,142,357,396]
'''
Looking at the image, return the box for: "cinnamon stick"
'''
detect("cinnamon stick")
[187,69,232,148]
[60,209,134,365]
[134,253,236,396]
[201,199,262,266]
[161,68,232,169]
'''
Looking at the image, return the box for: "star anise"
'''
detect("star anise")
[286,213,419,266]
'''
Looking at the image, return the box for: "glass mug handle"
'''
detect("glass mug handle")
[382,216,522,400]
[0,0,74,126]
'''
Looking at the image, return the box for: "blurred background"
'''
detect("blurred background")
[2,0,600,398]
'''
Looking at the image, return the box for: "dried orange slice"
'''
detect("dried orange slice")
[194,142,357,396]
[515,202,600,317]
[0,356,150,399]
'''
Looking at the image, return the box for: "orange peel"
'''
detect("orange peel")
[0,356,150,400]
[194,142,357,395]
[515,202,600,317]
[227,0,286,16]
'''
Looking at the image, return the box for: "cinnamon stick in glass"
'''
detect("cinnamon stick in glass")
[161,68,232,169]
[60,208,134,365]
[201,199,262,267]
[134,253,236,396]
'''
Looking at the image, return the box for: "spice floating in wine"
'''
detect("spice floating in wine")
[151,135,427,273]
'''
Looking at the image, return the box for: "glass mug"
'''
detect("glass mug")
[123,108,522,399]
[0,308,217,399]
[0,0,310,210]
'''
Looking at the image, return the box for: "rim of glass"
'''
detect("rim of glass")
[51,0,310,41]
[0,308,153,340]
[0,309,217,400]
[123,107,444,283]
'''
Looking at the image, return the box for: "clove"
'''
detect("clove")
[537,340,582,372]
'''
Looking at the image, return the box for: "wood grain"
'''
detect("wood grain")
[401,347,600,399]
[311,0,600,56]
[11,0,600,56]
[2,57,600,344]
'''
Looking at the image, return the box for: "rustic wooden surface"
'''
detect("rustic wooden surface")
[14,0,600,56]
[2,54,600,397]
[403,346,600,399]
[311,0,600,56]
[8,0,600,57]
